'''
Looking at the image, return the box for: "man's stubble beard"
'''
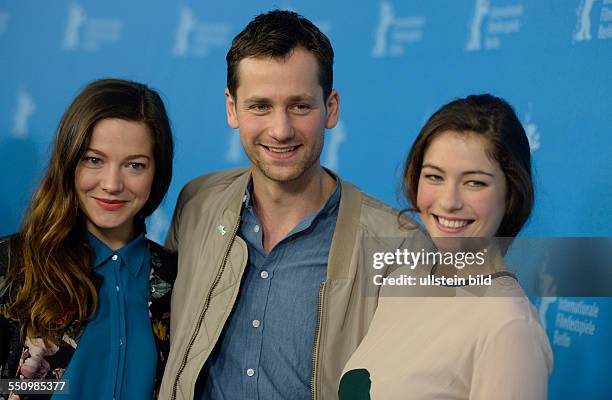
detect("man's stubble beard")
[247,135,325,184]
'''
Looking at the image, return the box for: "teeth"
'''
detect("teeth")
[438,216,469,229]
[267,146,296,153]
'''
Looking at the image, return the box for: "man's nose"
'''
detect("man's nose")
[268,110,295,142]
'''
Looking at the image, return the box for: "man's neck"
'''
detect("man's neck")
[251,165,336,252]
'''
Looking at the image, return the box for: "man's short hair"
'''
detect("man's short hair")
[226,10,334,101]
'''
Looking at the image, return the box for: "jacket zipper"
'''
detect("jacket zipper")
[171,214,241,400]
[310,281,326,400]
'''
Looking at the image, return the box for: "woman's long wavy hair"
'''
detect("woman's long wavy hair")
[7,78,174,344]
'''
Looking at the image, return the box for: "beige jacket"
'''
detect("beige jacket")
[159,168,427,400]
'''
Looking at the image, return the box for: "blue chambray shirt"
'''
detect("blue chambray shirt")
[56,231,156,400]
[200,179,341,400]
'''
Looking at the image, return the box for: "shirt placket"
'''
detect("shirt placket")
[243,214,274,399]
[111,253,127,400]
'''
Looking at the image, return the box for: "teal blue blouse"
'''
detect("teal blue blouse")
[55,232,157,399]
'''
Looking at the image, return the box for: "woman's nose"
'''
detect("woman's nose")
[439,184,463,211]
[100,166,124,193]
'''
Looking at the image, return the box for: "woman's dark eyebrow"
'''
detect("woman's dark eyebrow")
[462,170,495,177]
[422,163,444,172]
[86,148,151,160]
[422,163,495,177]
[85,148,107,157]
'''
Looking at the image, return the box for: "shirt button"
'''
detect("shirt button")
[252,319,261,328]
[111,254,118,261]
[260,271,269,279]
[254,224,260,233]
[119,339,124,346]
[116,285,120,292]
[246,368,255,377]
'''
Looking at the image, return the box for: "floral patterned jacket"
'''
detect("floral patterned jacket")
[0,236,177,399]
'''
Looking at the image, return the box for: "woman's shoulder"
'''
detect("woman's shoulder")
[146,238,176,256]
[469,284,550,355]
[145,238,177,283]
[461,277,536,321]
[0,235,18,312]
[0,234,11,253]
[0,235,14,278]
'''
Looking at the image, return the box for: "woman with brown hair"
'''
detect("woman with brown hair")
[340,94,552,399]
[0,78,176,399]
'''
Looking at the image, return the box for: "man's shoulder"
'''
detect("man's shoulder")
[177,167,250,206]
[340,178,423,238]
[359,190,399,218]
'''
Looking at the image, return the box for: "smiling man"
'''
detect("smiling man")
[159,10,425,400]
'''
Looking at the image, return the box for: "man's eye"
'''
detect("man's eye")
[291,104,311,114]
[250,104,270,113]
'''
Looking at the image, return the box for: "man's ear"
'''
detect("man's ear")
[324,89,340,129]
[225,88,239,129]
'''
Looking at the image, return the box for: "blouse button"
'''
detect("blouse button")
[111,254,118,261]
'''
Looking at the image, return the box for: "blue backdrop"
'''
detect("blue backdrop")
[1,1,611,398]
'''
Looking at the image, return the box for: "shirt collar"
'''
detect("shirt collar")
[243,179,255,211]
[243,176,341,225]
[321,178,341,216]
[88,231,147,277]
